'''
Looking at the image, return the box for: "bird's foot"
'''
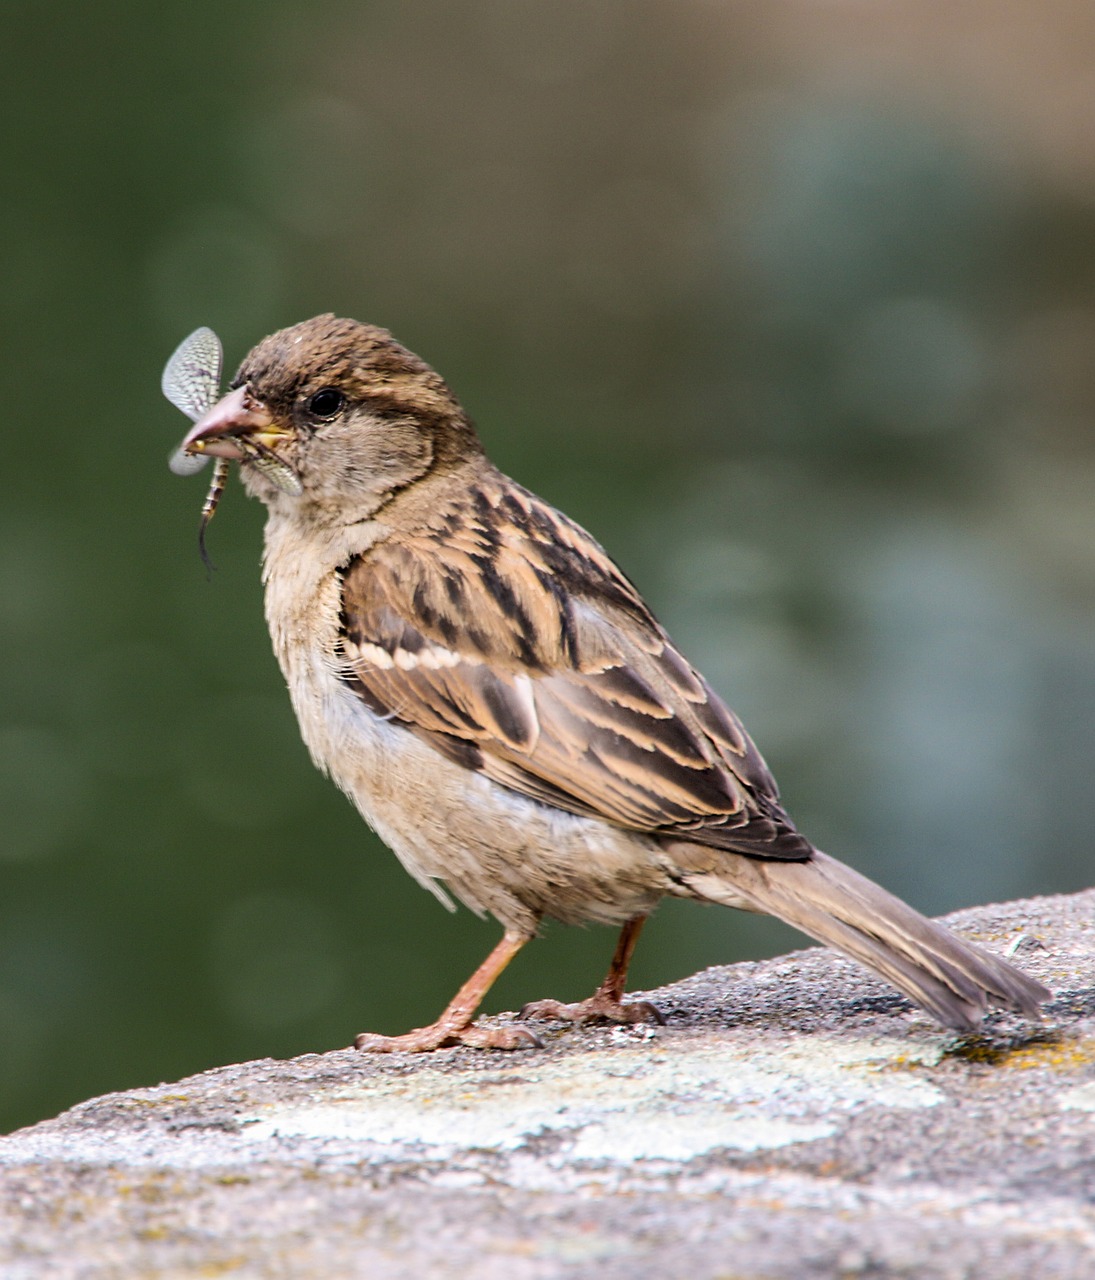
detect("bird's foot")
[354,1018,541,1054]
[519,992,665,1026]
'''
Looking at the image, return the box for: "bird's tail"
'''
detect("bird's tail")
[669,845,1049,1030]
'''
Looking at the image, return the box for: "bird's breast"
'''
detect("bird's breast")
[259,512,671,932]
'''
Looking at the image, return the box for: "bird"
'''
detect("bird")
[172,313,1050,1052]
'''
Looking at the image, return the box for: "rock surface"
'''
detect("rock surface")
[1,890,1092,1279]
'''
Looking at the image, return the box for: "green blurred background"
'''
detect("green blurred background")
[2,1,1093,1134]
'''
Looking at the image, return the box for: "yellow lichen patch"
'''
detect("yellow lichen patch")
[197,1258,249,1275]
[946,1033,1095,1072]
[870,1049,943,1075]
[1002,1035,1095,1072]
[110,1093,192,1112]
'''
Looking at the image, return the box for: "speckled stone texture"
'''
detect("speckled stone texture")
[1,889,1092,1279]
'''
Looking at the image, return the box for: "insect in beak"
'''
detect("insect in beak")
[162,327,232,571]
[161,326,300,571]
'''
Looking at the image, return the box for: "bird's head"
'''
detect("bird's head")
[179,314,481,517]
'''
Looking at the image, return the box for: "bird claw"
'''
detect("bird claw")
[459,1022,542,1050]
[354,1019,541,1054]
[519,994,665,1026]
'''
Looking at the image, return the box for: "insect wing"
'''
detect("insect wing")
[163,327,223,475]
[254,455,303,496]
[162,326,223,421]
[239,441,304,497]
[168,444,210,476]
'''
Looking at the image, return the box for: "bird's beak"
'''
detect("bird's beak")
[180,386,287,461]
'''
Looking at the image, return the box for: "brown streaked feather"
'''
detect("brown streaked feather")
[339,474,811,859]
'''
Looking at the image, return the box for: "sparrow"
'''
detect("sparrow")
[173,313,1049,1052]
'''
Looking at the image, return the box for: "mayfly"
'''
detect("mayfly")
[162,327,230,570]
[162,326,300,570]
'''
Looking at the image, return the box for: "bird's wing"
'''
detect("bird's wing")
[338,481,810,858]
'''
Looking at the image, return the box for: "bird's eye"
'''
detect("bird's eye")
[305,388,346,420]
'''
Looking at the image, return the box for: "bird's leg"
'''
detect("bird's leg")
[355,928,539,1053]
[520,915,664,1026]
